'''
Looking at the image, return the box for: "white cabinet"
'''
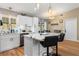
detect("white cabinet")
[0,34,20,52]
[0,37,8,51]
[32,17,39,33]
[17,15,39,33]
[24,36,40,56]
[24,36,47,56]
[17,15,32,26]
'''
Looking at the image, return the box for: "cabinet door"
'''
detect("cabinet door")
[6,37,14,50]
[12,36,20,47]
[24,37,33,56]
[24,16,32,26]
[1,36,15,51]
[0,37,8,51]
[0,35,20,52]
[8,35,20,49]
[17,15,32,26]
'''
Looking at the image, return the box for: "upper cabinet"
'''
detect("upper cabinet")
[11,18,16,24]
[10,18,16,29]
[17,15,32,27]
[0,14,17,30]
[17,15,39,33]
[2,17,9,24]
[2,17,9,30]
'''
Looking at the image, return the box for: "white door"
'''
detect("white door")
[64,17,77,41]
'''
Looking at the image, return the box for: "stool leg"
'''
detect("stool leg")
[47,47,49,56]
[56,43,58,56]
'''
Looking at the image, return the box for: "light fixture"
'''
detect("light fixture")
[34,3,40,11]
[47,3,64,21]
[48,3,52,15]
[59,14,64,23]
[37,3,39,9]
[8,7,13,32]
[47,3,56,19]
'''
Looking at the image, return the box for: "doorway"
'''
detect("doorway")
[64,17,77,41]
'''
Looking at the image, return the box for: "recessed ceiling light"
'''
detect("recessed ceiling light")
[37,3,39,9]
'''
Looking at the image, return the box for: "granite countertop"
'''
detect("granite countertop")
[24,33,45,41]
[0,33,20,36]
[24,33,60,41]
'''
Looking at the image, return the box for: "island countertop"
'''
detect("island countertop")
[24,32,60,56]
[24,33,60,41]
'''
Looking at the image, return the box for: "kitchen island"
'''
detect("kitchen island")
[24,33,60,56]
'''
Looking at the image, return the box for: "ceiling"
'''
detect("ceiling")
[0,3,79,18]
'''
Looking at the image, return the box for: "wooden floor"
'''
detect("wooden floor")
[0,47,24,56]
[58,40,79,56]
[0,40,79,56]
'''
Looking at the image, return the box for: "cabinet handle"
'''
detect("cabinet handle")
[10,38,13,41]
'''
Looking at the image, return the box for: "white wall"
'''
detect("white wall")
[64,17,77,41]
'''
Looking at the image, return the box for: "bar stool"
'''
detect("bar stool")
[40,36,58,56]
[58,33,65,42]
[52,33,65,56]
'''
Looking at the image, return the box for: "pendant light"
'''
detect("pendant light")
[48,3,55,19]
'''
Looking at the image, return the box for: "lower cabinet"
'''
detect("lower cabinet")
[24,36,47,56]
[0,34,20,52]
[0,37,8,52]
